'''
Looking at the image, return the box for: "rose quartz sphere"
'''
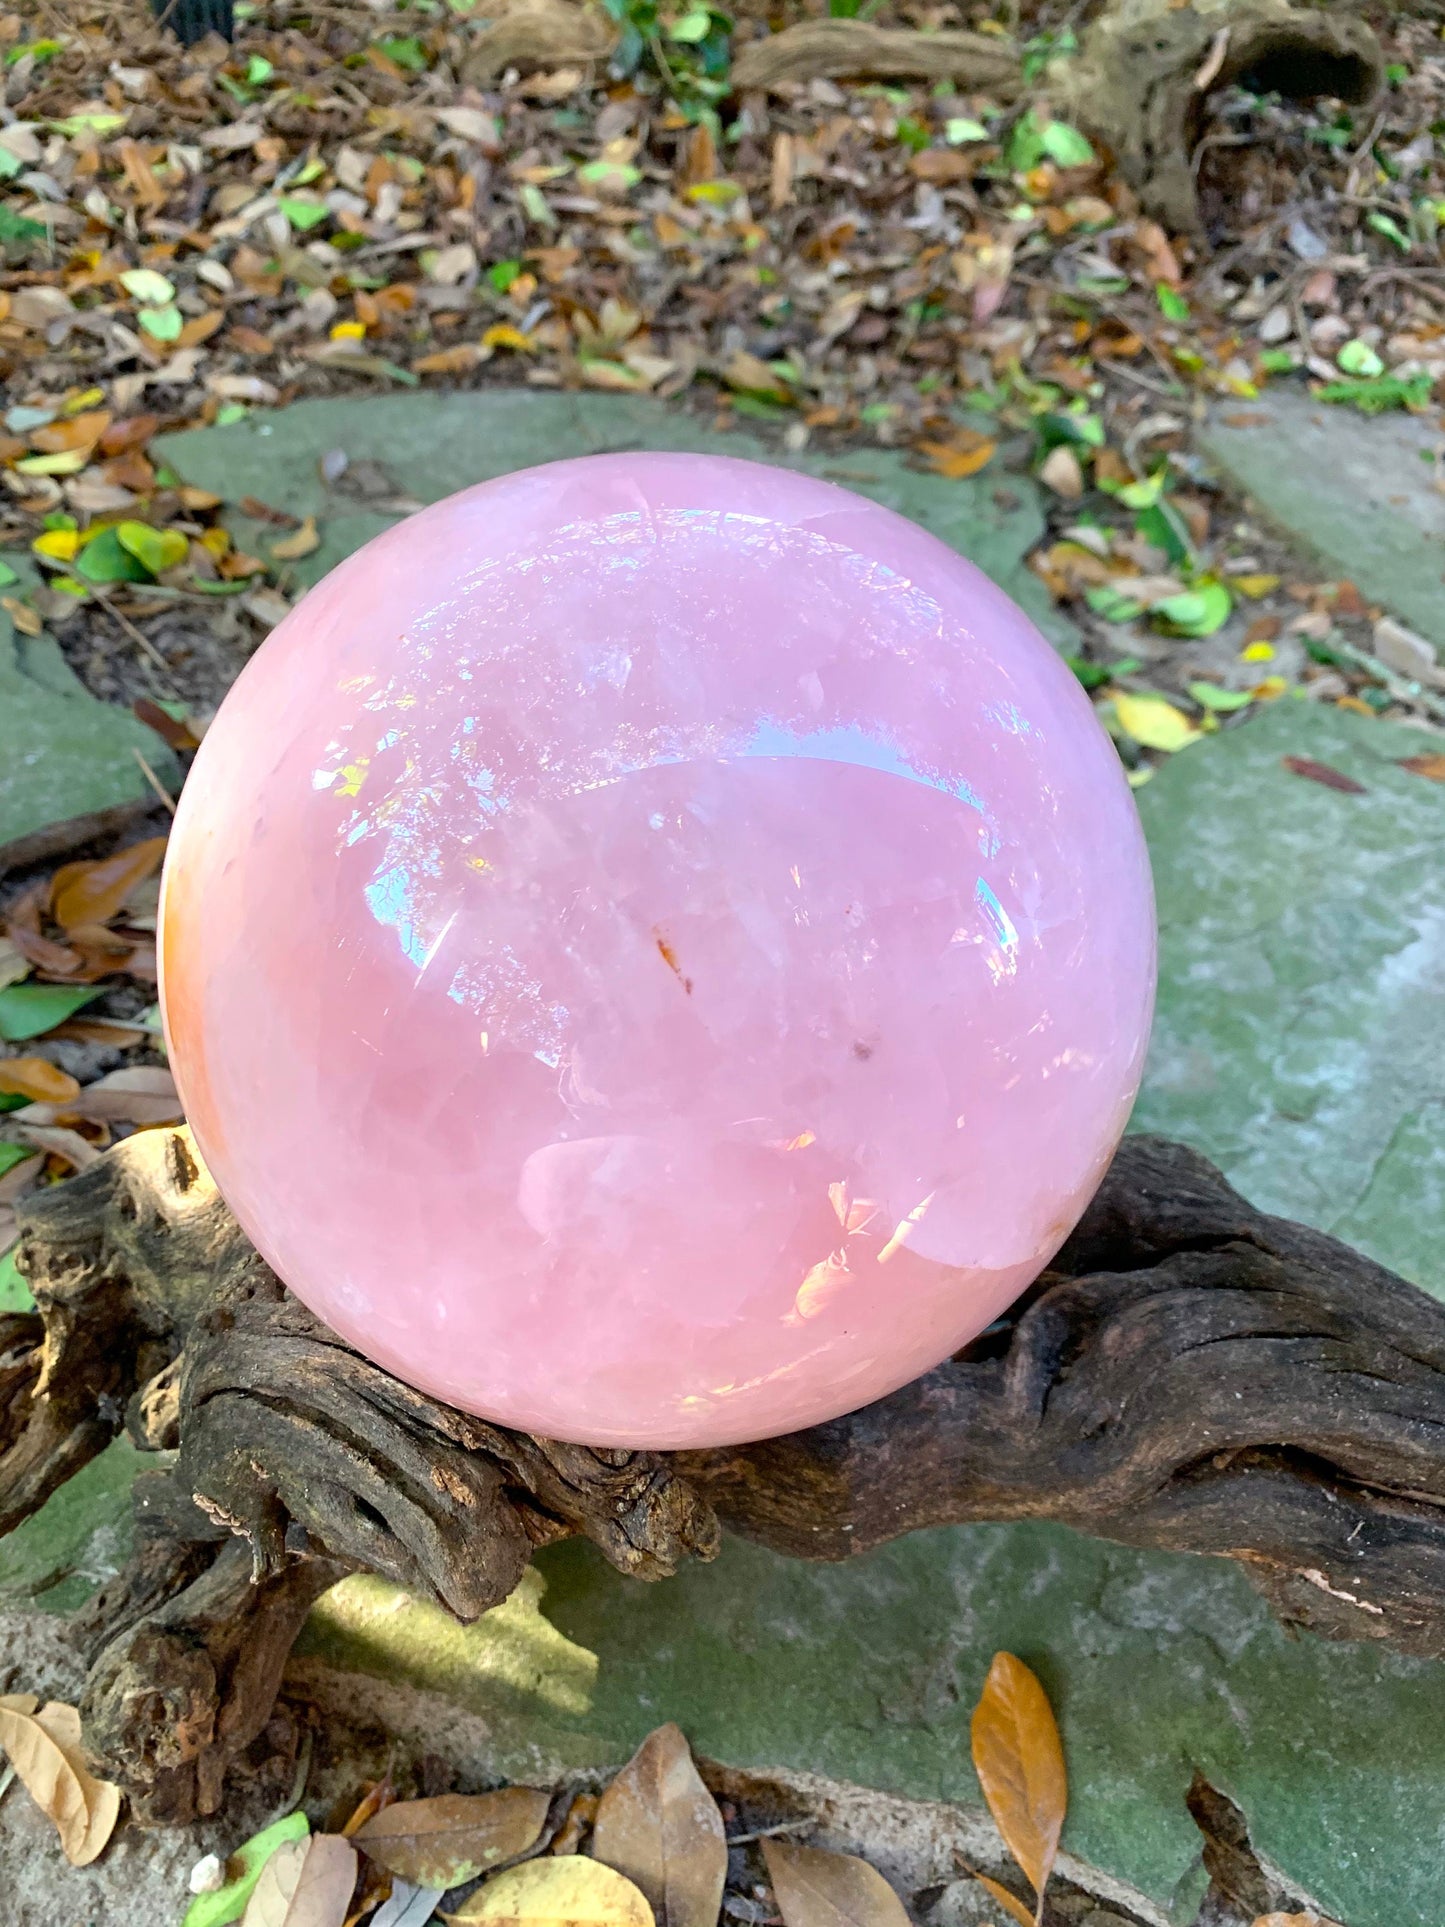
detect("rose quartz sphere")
[160,452,1155,1449]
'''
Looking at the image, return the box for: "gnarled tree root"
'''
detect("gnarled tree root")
[4,1128,1444,1821]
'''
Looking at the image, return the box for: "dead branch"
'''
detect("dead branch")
[4,1128,1445,1822]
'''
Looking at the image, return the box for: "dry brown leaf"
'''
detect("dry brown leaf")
[61,1065,181,1127]
[965,1870,1032,1927]
[51,838,167,931]
[270,516,322,562]
[1399,753,1445,784]
[30,1702,121,1867]
[592,1725,725,1927]
[0,1694,39,1714]
[761,1839,910,1927]
[1281,756,1366,795]
[0,1698,120,1866]
[551,1793,598,1856]
[1250,1916,1342,1927]
[917,436,996,480]
[0,1058,81,1104]
[355,1787,551,1889]
[242,1833,358,1927]
[969,1653,1066,1911]
[444,1854,654,1926]
[1038,447,1084,500]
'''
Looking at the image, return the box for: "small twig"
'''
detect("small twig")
[132,749,178,817]
[725,1819,819,1846]
[91,590,181,693]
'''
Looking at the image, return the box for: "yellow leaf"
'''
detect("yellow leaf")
[1112,692,1201,753]
[1233,573,1280,598]
[592,1724,726,1927]
[445,1854,655,1927]
[1250,675,1288,700]
[269,515,321,562]
[482,325,535,353]
[15,450,90,477]
[0,1699,121,1866]
[33,529,80,562]
[331,320,367,340]
[761,1839,910,1927]
[355,1787,550,1890]
[0,1057,82,1104]
[1240,640,1275,663]
[969,1653,1067,1906]
[966,1870,1034,1927]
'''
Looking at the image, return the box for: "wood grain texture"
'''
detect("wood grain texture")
[4,1128,1444,1820]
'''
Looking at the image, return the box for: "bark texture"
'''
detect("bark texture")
[4,1128,1444,1821]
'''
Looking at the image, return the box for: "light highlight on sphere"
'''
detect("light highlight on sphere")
[160,453,1156,1449]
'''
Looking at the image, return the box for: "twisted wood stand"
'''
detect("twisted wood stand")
[2,1128,1443,1824]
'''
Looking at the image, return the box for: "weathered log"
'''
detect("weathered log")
[4,1127,1445,1821]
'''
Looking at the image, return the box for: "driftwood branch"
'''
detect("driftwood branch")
[4,1128,1444,1822]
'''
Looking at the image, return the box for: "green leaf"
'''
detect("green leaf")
[376,34,429,69]
[945,117,989,144]
[1067,655,1111,690]
[279,196,330,231]
[1315,372,1433,414]
[214,403,248,426]
[0,149,22,181]
[0,984,103,1043]
[0,560,18,587]
[245,52,274,84]
[577,159,642,191]
[1110,467,1168,511]
[47,111,126,137]
[1337,338,1384,378]
[139,304,184,342]
[0,1246,33,1315]
[116,522,188,576]
[1039,120,1094,167]
[1084,583,1144,624]
[896,116,930,153]
[668,9,712,39]
[0,1141,34,1175]
[1153,577,1232,637]
[1134,500,1191,568]
[518,183,555,228]
[182,1811,311,1927]
[75,526,155,585]
[0,206,49,249]
[488,259,523,292]
[1367,210,1411,252]
[1258,347,1295,373]
[1188,680,1254,712]
[1155,282,1189,323]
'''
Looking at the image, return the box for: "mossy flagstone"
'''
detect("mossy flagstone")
[1199,390,1445,656]
[151,390,1070,644]
[0,555,178,854]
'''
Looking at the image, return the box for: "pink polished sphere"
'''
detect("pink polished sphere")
[160,452,1155,1449]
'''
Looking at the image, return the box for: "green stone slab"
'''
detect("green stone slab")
[0,1437,138,1613]
[0,555,179,855]
[1199,391,1445,655]
[153,390,1070,645]
[1134,700,1445,1300]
